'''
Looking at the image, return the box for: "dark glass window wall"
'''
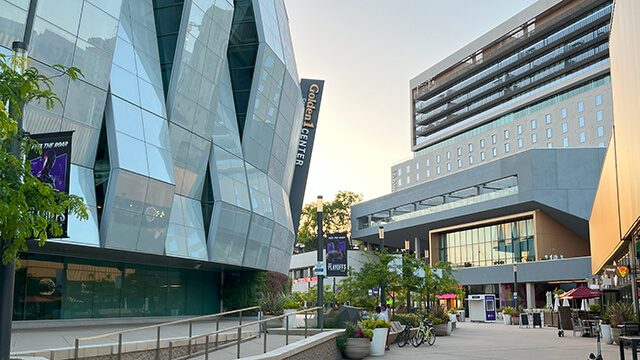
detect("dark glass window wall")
[439,218,534,267]
[13,254,219,320]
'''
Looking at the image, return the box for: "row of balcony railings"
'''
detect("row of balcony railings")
[73,306,322,360]
[413,0,611,106]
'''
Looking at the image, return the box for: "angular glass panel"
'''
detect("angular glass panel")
[169,194,186,226]
[109,169,149,213]
[78,2,118,53]
[110,64,141,105]
[135,49,163,88]
[73,38,114,90]
[245,163,273,219]
[88,0,124,19]
[183,197,205,230]
[211,145,251,210]
[146,143,175,184]
[30,17,76,67]
[64,80,107,128]
[131,17,159,59]
[0,2,26,49]
[111,96,144,140]
[64,205,100,246]
[138,79,166,117]
[103,207,142,250]
[36,0,82,36]
[209,203,250,265]
[166,223,188,256]
[137,215,169,254]
[142,110,171,149]
[128,0,154,30]
[185,227,208,259]
[60,119,100,167]
[115,132,149,176]
[170,93,197,131]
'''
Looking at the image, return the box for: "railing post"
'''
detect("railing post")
[156,327,161,360]
[205,335,210,360]
[239,311,242,326]
[216,318,220,348]
[285,315,289,345]
[304,311,308,338]
[237,327,242,359]
[75,338,79,360]
[188,321,193,355]
[168,342,173,360]
[118,333,123,360]
[263,324,267,353]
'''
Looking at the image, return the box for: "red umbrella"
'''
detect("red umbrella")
[559,285,602,299]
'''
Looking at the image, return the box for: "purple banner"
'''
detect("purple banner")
[326,233,348,276]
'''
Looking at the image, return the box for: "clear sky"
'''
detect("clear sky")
[284,0,538,205]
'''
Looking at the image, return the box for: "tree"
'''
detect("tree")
[0,54,88,264]
[296,190,363,252]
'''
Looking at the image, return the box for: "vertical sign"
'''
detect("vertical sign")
[289,79,325,235]
[326,233,348,276]
[28,131,74,238]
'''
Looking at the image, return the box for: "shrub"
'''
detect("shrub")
[360,319,390,329]
[429,305,449,322]
[607,301,636,327]
[502,306,516,315]
[589,304,601,313]
[283,300,299,310]
[391,313,421,327]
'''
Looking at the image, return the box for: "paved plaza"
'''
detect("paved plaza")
[11,319,636,360]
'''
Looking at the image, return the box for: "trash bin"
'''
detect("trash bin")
[457,310,466,322]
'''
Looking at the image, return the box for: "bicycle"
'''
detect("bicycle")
[396,323,412,347]
[412,315,436,347]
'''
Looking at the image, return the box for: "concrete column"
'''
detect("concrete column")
[629,241,639,316]
[526,282,536,309]
[415,237,420,259]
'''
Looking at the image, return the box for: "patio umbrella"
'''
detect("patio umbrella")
[554,294,560,311]
[546,291,553,310]
[580,299,587,311]
[562,298,569,307]
[436,294,457,299]
[559,285,603,300]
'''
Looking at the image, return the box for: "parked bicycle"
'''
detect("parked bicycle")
[412,315,436,347]
[396,322,412,347]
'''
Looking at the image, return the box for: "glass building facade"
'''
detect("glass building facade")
[1,0,306,320]
[438,218,535,267]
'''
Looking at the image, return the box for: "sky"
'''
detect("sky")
[284,0,538,206]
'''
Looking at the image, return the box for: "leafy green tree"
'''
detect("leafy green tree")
[296,190,363,252]
[0,54,88,264]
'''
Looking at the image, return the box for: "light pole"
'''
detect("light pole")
[1,2,36,357]
[316,196,323,328]
[513,263,518,309]
[425,249,430,312]
[379,226,385,306]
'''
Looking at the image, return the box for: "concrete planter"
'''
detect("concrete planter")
[434,322,451,336]
[512,315,520,326]
[284,309,296,329]
[504,314,512,325]
[369,328,388,356]
[264,315,283,328]
[612,327,621,345]
[601,324,612,344]
[344,338,370,359]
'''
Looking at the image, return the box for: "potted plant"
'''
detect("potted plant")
[601,313,613,345]
[497,307,504,320]
[337,322,373,359]
[429,306,451,336]
[261,292,284,328]
[360,319,390,356]
[502,306,515,325]
[448,308,457,329]
[607,301,635,345]
[282,299,299,329]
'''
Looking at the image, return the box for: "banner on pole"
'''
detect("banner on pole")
[326,232,348,276]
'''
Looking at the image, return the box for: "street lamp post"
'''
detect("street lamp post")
[425,249,430,312]
[1,3,37,357]
[317,196,324,329]
[379,226,385,306]
[513,263,518,309]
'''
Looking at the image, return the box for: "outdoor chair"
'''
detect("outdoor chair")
[571,314,588,337]
[387,321,404,344]
[622,321,640,336]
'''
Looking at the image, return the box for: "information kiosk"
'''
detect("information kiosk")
[466,294,496,322]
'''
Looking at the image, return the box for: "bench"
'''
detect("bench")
[387,321,404,344]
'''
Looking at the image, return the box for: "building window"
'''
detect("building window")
[504,143,510,153]
[447,163,451,172]
[469,155,473,165]
[426,158,430,166]
[578,101,584,112]
[598,126,604,137]
[398,178,402,186]
[546,128,552,139]
[596,94,602,106]
[436,155,440,163]
[457,159,462,168]
[518,138,523,148]
[597,110,603,121]
[546,114,551,124]
[563,137,569,148]
[427,169,431,177]
[517,125,522,135]
[492,134,497,144]
[407,176,410,184]
[468,143,473,152]
[416,162,419,170]
[492,147,497,157]
[531,119,536,129]
[531,133,537,143]
[547,142,553,148]
[480,151,485,160]
[504,130,509,140]
[579,132,586,143]
[406,165,410,173]
[457,147,462,156]
[436,166,441,175]
[561,108,567,118]
[416,173,420,181]
[562,122,568,133]
[446,151,451,160]
[578,117,585,128]
[598,142,605,147]
[480,139,485,148]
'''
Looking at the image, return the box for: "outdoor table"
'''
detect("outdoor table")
[581,319,597,337]
[619,335,640,360]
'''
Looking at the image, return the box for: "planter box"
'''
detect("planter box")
[344,338,370,360]
[512,315,520,326]
[434,323,451,336]
[264,315,283,328]
[369,328,388,356]
[504,314,512,325]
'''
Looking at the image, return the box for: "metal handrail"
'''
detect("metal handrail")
[74,306,261,360]
[168,307,323,360]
